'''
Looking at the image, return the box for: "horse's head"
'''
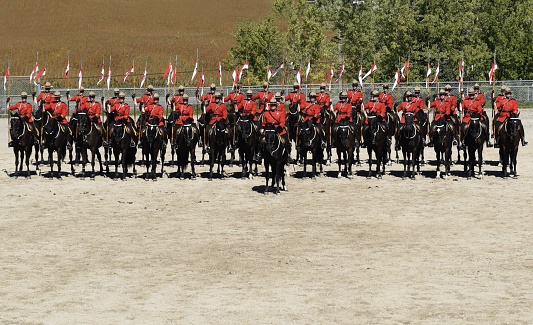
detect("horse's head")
[299,120,316,147]
[9,112,23,139]
[404,112,415,126]
[433,116,448,146]
[182,124,196,146]
[469,115,481,136]
[239,115,254,140]
[337,118,352,145]
[44,116,59,137]
[112,120,126,143]
[264,124,280,155]
[289,103,299,113]
[214,120,227,146]
[145,116,160,143]
[507,116,520,138]
[76,111,91,135]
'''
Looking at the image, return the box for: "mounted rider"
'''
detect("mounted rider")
[135,84,156,112]
[169,85,186,107]
[36,82,55,110]
[106,88,121,109]
[300,92,326,149]
[332,91,354,144]
[141,93,167,148]
[427,89,453,147]
[284,82,306,110]
[44,92,72,148]
[363,90,388,147]
[395,91,419,150]
[379,83,394,112]
[494,88,528,147]
[174,94,198,140]
[224,84,244,109]
[444,84,460,144]
[275,92,287,114]
[109,92,137,147]
[205,92,229,152]
[81,91,106,143]
[7,92,40,146]
[261,98,290,159]
[68,86,89,113]
[460,87,486,148]
[252,81,274,118]
[316,83,331,113]
[472,83,492,146]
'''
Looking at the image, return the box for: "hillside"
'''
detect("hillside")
[0,0,273,86]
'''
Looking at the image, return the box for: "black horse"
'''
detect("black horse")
[298,120,323,179]
[499,115,521,178]
[207,119,228,180]
[351,105,363,166]
[33,104,50,164]
[141,117,166,180]
[43,117,74,179]
[398,112,422,179]
[9,112,35,178]
[110,120,137,180]
[227,107,237,166]
[263,124,288,194]
[236,115,259,178]
[464,114,486,179]
[334,118,355,178]
[76,111,104,179]
[384,110,398,166]
[432,116,453,179]
[364,115,387,179]
[287,102,301,163]
[174,122,199,180]
[321,108,334,165]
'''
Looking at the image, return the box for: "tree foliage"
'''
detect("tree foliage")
[228,0,533,84]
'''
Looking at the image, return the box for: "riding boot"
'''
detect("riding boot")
[494,133,500,148]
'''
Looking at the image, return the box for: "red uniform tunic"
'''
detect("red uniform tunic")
[171,95,184,107]
[206,102,228,125]
[284,91,305,106]
[397,100,419,124]
[46,101,69,124]
[262,110,287,135]
[36,91,55,110]
[9,102,34,122]
[277,102,287,114]
[224,92,244,108]
[252,91,274,114]
[364,100,386,124]
[237,99,257,120]
[333,101,353,123]
[347,89,364,107]
[316,92,331,110]
[147,104,165,126]
[445,94,458,114]
[413,96,425,110]
[300,102,321,123]
[461,98,483,123]
[175,103,194,125]
[81,101,102,123]
[106,96,121,109]
[70,95,89,113]
[378,92,394,110]
[473,93,486,107]
[496,99,519,123]
[136,93,155,107]
[110,102,130,121]
[495,94,506,112]
[430,99,451,121]
[200,93,216,104]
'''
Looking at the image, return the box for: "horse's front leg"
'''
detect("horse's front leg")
[478,147,483,179]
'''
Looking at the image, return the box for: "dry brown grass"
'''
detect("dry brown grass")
[0,0,272,87]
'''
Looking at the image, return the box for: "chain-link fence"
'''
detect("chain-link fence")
[2,76,533,115]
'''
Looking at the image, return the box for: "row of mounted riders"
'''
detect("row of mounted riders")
[7,84,527,184]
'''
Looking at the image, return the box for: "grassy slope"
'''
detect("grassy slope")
[0,0,272,85]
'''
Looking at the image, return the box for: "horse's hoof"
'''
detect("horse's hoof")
[467,177,472,180]
[337,172,342,178]
[377,175,382,179]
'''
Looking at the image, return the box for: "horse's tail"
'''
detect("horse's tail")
[126,147,136,166]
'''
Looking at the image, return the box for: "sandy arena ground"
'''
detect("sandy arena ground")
[1,111,533,324]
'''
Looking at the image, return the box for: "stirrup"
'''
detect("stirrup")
[131,140,137,148]
[66,143,73,150]
[452,139,458,146]
[522,139,528,146]
[8,141,13,148]
[321,141,327,149]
